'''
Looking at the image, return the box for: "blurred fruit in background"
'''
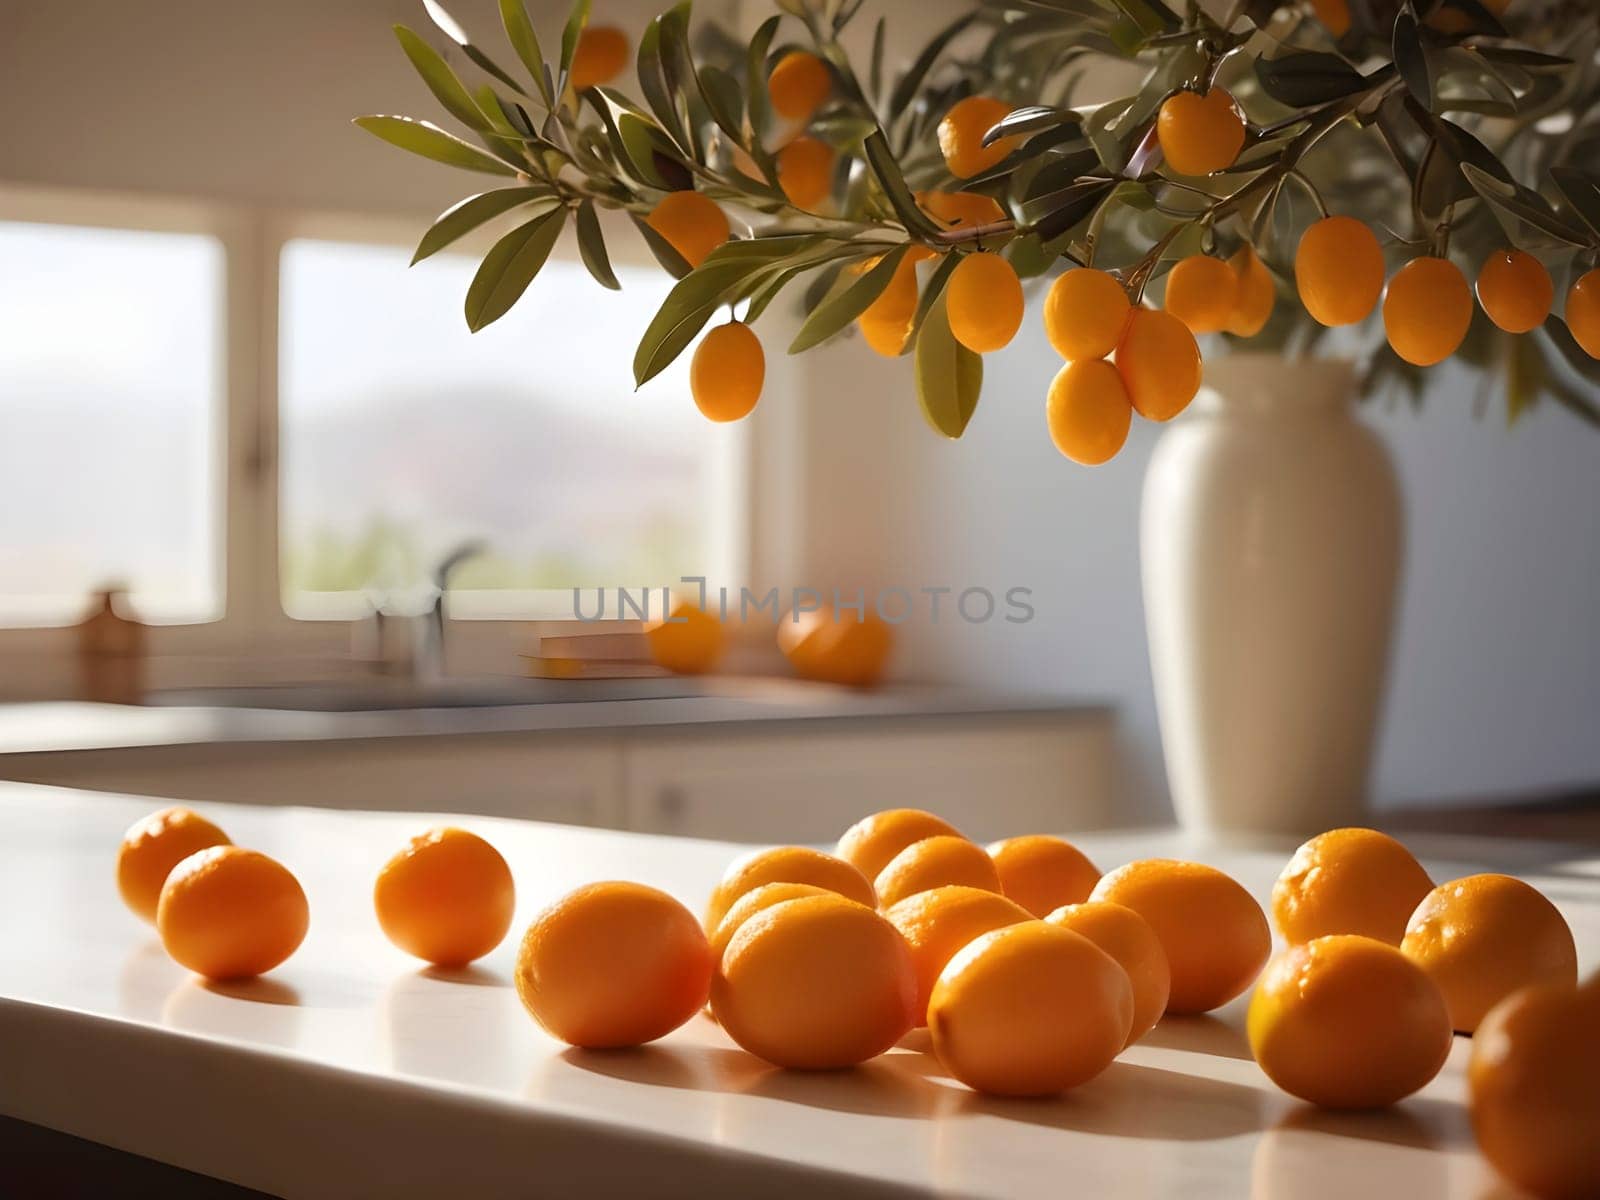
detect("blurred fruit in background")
[645,599,725,674]
[1470,971,1600,1200]
[778,608,893,687]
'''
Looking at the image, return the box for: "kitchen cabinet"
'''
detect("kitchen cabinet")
[622,716,1117,841]
[0,697,1116,842]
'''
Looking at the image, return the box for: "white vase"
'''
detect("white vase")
[1141,353,1401,835]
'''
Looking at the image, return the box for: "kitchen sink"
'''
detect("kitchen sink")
[148,677,711,712]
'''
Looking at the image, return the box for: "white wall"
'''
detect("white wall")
[791,316,1600,818]
[4,0,1597,817]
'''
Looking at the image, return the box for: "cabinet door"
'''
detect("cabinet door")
[622,715,1116,843]
[0,733,625,828]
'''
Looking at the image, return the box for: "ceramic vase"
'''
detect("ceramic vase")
[1141,353,1401,834]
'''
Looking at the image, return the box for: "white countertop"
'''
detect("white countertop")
[1,782,1595,1199]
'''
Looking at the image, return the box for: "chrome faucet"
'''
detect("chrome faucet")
[419,539,487,678]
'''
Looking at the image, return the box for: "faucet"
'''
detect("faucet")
[418,539,487,679]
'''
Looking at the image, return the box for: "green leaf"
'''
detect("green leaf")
[634,261,754,386]
[789,245,911,353]
[574,200,621,290]
[914,293,983,439]
[1255,51,1369,107]
[697,65,745,143]
[560,0,592,78]
[617,112,694,190]
[744,16,782,169]
[1471,45,1571,71]
[888,14,975,122]
[464,207,567,330]
[704,234,828,264]
[394,26,493,131]
[745,264,807,324]
[412,186,554,264]
[1021,178,1114,241]
[1550,167,1600,242]
[1393,5,1432,109]
[981,106,1080,147]
[354,116,520,175]
[1085,96,1137,174]
[656,3,705,160]
[900,251,959,355]
[862,130,946,239]
[1461,163,1591,250]
[869,17,886,108]
[422,0,530,97]
[498,0,554,104]
[1108,0,1180,37]
[630,213,694,277]
[635,12,688,153]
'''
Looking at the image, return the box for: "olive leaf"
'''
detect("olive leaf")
[412,187,555,264]
[1255,52,1369,108]
[981,106,1080,147]
[354,116,521,175]
[422,0,529,97]
[575,200,621,290]
[743,16,783,181]
[394,26,494,132]
[1550,168,1600,243]
[630,214,693,278]
[900,251,960,356]
[914,292,983,438]
[1461,163,1591,250]
[498,0,554,105]
[633,260,760,385]
[862,130,947,240]
[789,244,912,353]
[1392,5,1433,110]
[464,207,568,330]
[888,13,975,123]
[560,0,591,79]
[696,65,745,144]
[636,11,689,154]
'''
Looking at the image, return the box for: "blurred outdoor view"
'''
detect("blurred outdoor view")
[278,240,729,619]
[0,221,223,625]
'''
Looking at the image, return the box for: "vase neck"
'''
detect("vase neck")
[1195,354,1357,418]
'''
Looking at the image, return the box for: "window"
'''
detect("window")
[277,237,742,620]
[0,220,224,625]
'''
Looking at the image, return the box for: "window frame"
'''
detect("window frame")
[0,183,756,672]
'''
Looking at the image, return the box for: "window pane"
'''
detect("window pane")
[0,221,223,625]
[278,238,738,619]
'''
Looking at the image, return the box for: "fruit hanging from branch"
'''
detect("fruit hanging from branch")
[357,0,1600,463]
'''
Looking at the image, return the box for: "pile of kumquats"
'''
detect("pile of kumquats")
[119,806,1596,1198]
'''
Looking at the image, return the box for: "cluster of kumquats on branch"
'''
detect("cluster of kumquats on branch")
[120,805,1597,1197]
[357,0,1600,462]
